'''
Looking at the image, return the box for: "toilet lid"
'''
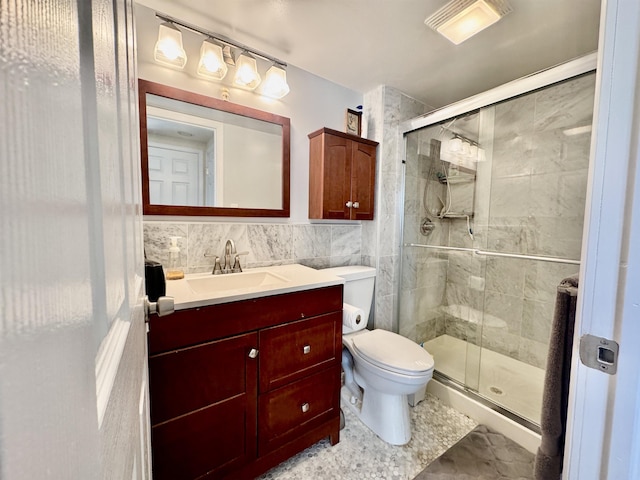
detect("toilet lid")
[351,329,434,375]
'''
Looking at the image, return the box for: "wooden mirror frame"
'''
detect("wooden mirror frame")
[138,79,291,217]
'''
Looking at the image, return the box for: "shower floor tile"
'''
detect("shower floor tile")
[258,393,477,480]
[424,334,545,425]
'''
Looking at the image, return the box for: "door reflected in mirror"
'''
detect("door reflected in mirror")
[139,80,290,217]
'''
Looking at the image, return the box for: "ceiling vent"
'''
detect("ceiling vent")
[425,0,513,45]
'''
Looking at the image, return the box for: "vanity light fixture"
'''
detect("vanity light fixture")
[153,12,290,98]
[197,39,228,80]
[233,52,262,90]
[154,21,187,68]
[261,64,290,99]
[425,0,512,45]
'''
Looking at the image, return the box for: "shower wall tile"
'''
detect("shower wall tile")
[522,299,554,344]
[484,292,523,335]
[378,213,397,257]
[379,172,399,215]
[375,293,395,331]
[361,221,377,257]
[533,74,596,132]
[489,176,531,218]
[482,329,520,358]
[376,255,395,296]
[493,94,535,142]
[518,338,548,370]
[524,261,580,303]
[361,254,376,268]
[484,257,526,297]
[484,218,528,254]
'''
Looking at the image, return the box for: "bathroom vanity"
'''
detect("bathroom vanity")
[147,265,344,479]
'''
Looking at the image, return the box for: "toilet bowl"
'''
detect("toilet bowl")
[323,266,435,445]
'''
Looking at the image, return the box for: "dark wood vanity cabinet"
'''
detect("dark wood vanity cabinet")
[148,285,343,480]
[308,127,378,220]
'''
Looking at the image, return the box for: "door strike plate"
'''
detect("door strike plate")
[579,334,619,375]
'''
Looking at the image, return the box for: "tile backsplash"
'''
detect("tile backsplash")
[144,221,362,274]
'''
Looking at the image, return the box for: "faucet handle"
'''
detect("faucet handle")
[212,256,222,275]
[232,255,243,273]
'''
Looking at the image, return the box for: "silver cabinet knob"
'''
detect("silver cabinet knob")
[248,348,259,359]
[353,201,360,209]
[303,345,311,354]
[301,402,310,413]
[345,201,353,208]
[144,295,174,323]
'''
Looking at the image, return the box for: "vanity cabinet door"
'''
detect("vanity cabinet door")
[149,332,258,480]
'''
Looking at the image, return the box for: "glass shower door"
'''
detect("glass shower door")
[400,110,484,392]
[399,71,595,426]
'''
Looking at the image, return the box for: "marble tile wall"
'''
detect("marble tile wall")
[399,72,595,370]
[362,86,429,331]
[143,221,362,273]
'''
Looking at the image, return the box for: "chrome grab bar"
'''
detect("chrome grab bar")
[404,243,580,265]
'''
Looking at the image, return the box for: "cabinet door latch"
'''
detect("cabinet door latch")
[579,334,619,375]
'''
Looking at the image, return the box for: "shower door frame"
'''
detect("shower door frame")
[397,52,598,427]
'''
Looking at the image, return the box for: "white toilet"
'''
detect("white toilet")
[324,266,435,445]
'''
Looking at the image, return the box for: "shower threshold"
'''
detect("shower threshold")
[424,334,543,432]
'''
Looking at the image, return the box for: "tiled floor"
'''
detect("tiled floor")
[258,393,477,480]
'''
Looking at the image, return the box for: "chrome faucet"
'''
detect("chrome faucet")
[206,239,247,274]
[222,239,236,273]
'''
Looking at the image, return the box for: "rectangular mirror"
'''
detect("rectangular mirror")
[139,79,290,217]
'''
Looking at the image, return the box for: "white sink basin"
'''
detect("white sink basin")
[186,270,290,294]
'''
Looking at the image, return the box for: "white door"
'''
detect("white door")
[148,144,203,205]
[565,0,640,478]
[0,0,149,478]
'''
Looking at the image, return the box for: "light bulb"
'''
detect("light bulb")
[197,39,228,80]
[233,52,261,90]
[261,64,290,99]
[154,22,187,69]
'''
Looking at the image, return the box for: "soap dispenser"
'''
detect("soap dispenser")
[166,236,184,280]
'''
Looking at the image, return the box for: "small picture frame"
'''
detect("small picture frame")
[345,108,362,136]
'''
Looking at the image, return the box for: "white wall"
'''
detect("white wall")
[135,3,363,222]
[222,124,281,209]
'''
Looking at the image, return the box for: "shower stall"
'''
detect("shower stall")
[399,58,596,429]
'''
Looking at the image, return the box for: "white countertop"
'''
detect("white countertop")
[166,263,345,310]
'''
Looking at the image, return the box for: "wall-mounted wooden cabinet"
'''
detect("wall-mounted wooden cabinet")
[148,286,343,480]
[308,128,378,220]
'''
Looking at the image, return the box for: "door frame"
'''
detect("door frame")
[564,0,640,478]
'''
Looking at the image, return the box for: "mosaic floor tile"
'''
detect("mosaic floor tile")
[258,393,477,480]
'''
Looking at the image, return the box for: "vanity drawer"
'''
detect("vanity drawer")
[258,367,340,455]
[259,311,342,392]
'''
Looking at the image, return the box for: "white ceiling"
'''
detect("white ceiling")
[135,0,601,108]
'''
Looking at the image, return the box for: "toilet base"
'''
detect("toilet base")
[340,385,412,445]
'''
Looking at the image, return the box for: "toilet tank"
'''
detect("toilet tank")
[323,266,376,322]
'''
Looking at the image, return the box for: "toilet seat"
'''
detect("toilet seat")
[351,329,434,376]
